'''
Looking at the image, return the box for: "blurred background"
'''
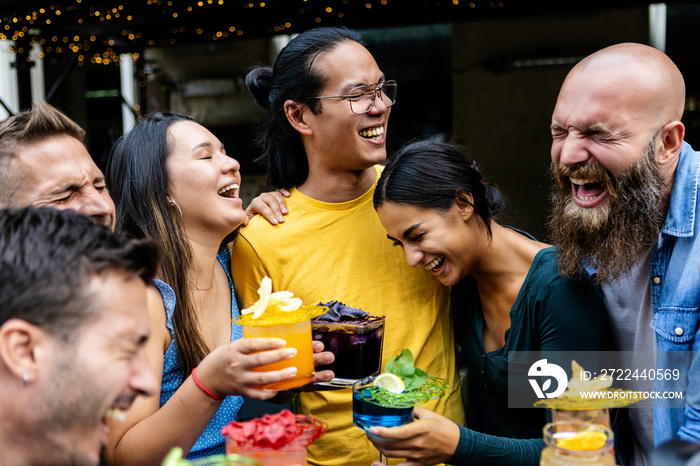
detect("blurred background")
[1,0,698,239]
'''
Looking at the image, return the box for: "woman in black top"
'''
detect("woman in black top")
[368,140,607,465]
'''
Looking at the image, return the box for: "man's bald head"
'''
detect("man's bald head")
[564,43,685,126]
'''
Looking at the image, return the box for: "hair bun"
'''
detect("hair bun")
[485,184,506,217]
[245,67,274,109]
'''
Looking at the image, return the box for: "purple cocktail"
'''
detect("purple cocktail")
[311,301,385,383]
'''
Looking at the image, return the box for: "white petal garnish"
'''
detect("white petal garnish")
[270,293,302,312]
[241,276,272,319]
[240,277,303,318]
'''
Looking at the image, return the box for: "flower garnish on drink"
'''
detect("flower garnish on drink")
[222,409,327,466]
[234,277,327,390]
[311,301,385,383]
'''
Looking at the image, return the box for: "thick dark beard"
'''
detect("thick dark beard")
[548,139,669,284]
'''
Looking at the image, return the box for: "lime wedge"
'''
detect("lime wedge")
[374,373,405,394]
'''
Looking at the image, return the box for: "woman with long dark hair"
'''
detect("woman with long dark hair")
[102,113,332,464]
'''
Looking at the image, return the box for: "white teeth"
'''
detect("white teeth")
[576,193,599,201]
[105,408,128,423]
[359,126,384,139]
[570,178,595,186]
[425,256,443,272]
[218,183,239,195]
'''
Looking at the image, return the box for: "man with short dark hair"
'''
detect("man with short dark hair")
[0,102,115,228]
[0,206,160,465]
[549,43,700,464]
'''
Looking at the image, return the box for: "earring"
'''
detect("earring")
[19,371,28,387]
[169,199,184,227]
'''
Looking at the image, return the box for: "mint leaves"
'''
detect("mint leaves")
[370,349,449,408]
[385,349,428,391]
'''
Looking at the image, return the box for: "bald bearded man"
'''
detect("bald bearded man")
[549,43,700,465]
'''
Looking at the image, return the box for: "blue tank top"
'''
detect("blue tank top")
[154,246,244,460]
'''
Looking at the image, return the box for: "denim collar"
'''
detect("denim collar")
[662,141,700,238]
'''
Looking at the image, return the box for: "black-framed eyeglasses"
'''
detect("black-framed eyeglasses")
[307,80,397,114]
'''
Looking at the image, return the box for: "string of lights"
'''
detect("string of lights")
[1,0,672,68]
[0,0,511,66]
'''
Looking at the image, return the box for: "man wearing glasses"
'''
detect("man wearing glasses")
[232,27,465,466]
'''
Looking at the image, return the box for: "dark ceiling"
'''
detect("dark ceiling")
[0,0,693,58]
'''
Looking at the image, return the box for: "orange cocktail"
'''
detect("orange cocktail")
[236,277,326,390]
[238,308,324,390]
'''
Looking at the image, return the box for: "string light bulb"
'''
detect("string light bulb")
[0,0,480,65]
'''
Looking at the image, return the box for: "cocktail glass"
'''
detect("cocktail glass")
[190,454,260,465]
[353,375,415,465]
[223,411,327,466]
[224,445,307,466]
[160,447,259,466]
[312,315,385,384]
[540,421,615,466]
[238,318,315,390]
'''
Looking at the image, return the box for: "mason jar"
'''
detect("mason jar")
[540,421,615,466]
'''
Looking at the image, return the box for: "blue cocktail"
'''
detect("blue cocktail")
[353,387,413,430]
[352,375,414,464]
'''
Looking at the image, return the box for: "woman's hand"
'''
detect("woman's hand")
[368,406,461,466]
[244,189,290,226]
[194,337,297,400]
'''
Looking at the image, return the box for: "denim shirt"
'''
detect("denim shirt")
[648,142,700,445]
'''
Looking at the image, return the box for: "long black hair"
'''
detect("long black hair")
[374,139,505,238]
[107,112,210,376]
[246,26,363,190]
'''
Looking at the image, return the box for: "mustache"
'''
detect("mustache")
[554,162,618,196]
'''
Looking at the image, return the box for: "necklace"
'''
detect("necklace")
[189,278,215,291]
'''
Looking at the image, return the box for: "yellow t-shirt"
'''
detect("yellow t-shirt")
[231,167,465,466]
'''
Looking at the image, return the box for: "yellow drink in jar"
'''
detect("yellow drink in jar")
[236,305,326,390]
[540,421,615,466]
